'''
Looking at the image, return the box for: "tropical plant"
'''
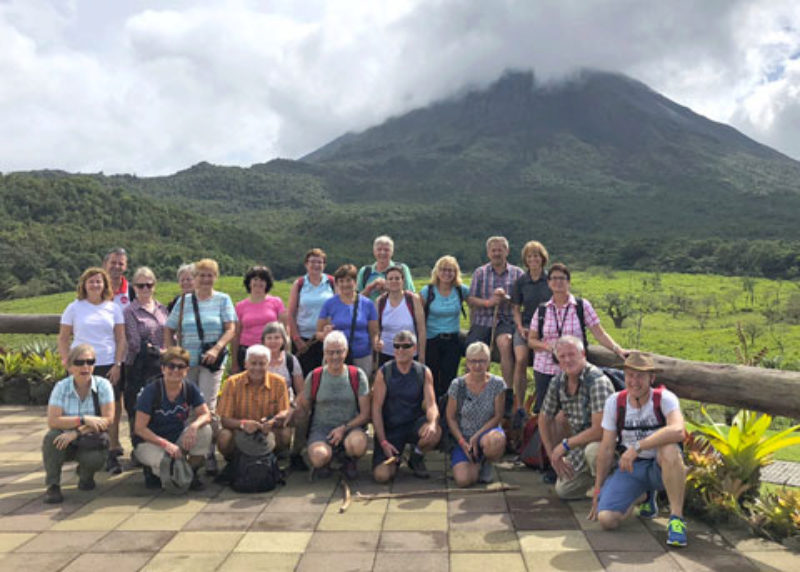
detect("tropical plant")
[747,487,800,541]
[690,407,800,503]
[26,349,64,404]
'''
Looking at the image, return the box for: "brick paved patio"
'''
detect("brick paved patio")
[0,406,797,571]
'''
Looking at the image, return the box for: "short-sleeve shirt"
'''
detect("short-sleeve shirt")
[469,262,524,327]
[540,364,614,472]
[602,388,680,460]
[304,366,370,434]
[420,284,470,337]
[61,299,125,366]
[511,271,552,327]
[448,375,505,440]
[166,292,237,366]
[357,261,416,301]
[235,296,286,346]
[318,295,378,359]
[48,376,114,416]
[295,275,336,338]
[268,351,302,400]
[217,371,289,422]
[135,379,205,445]
[530,295,601,375]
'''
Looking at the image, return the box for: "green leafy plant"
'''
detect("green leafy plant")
[0,351,29,403]
[747,487,800,541]
[26,349,64,405]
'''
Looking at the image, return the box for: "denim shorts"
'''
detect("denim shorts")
[450,426,505,467]
[598,458,663,513]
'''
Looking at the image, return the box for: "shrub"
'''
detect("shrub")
[747,487,800,542]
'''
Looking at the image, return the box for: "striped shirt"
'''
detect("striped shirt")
[166,292,237,366]
[530,295,600,375]
[48,375,114,416]
[217,371,289,422]
[468,262,524,327]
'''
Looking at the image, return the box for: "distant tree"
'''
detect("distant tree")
[602,292,635,328]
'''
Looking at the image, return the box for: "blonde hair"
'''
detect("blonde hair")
[132,266,157,284]
[76,267,113,301]
[430,255,463,288]
[521,241,549,269]
[194,258,219,277]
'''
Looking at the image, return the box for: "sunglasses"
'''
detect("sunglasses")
[72,358,96,366]
[134,283,155,289]
[393,343,414,350]
[164,362,188,371]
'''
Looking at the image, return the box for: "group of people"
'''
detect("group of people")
[46,235,689,548]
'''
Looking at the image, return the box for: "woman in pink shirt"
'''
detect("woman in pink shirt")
[231,266,288,372]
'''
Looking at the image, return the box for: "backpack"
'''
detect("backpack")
[600,367,627,392]
[615,386,666,449]
[423,284,467,319]
[519,414,550,470]
[380,360,426,393]
[377,291,418,339]
[537,297,587,349]
[285,352,296,377]
[150,377,188,414]
[230,450,283,493]
[308,365,361,431]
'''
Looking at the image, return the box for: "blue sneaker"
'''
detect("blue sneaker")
[666,515,688,547]
[638,490,658,519]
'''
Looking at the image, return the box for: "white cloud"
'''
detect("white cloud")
[0,0,798,175]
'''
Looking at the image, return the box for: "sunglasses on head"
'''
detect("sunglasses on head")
[164,362,188,371]
[393,343,414,350]
[134,283,155,289]
[73,358,96,366]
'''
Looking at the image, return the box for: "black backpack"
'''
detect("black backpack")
[231,450,283,493]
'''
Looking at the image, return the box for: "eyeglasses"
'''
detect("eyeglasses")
[393,343,414,350]
[324,349,345,356]
[164,362,188,371]
[73,359,96,366]
[134,283,155,289]
[466,359,489,366]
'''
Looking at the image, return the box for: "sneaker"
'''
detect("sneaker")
[478,461,494,484]
[189,471,205,491]
[205,455,219,476]
[78,477,96,491]
[143,466,162,489]
[408,451,430,479]
[44,485,63,504]
[342,458,359,481]
[106,450,123,475]
[542,467,557,484]
[666,515,688,547]
[512,407,528,430]
[638,490,658,519]
[289,454,310,472]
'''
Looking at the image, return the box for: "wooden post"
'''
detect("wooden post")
[587,346,800,419]
[0,314,61,335]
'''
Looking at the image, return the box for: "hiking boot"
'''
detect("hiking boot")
[342,458,359,481]
[542,467,557,484]
[478,461,494,484]
[512,407,528,430]
[666,515,688,547]
[638,490,658,519]
[143,466,162,489]
[189,470,205,491]
[289,454,310,472]
[205,455,219,476]
[312,464,333,480]
[78,477,96,491]
[408,451,430,479]
[106,449,123,475]
[44,485,63,504]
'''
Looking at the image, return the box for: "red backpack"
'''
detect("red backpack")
[519,414,550,470]
[308,365,361,433]
[377,291,418,339]
[615,386,666,447]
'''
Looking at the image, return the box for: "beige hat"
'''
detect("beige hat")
[623,351,659,372]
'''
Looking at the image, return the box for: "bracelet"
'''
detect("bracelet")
[593,488,601,496]
[380,439,389,447]
[562,438,570,452]
[458,437,467,445]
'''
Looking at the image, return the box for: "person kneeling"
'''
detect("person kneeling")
[589,352,688,548]
[216,345,291,468]
[296,331,370,480]
[43,344,114,504]
[372,330,441,483]
[134,347,212,491]
[446,342,507,487]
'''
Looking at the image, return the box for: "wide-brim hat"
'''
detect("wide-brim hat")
[623,351,660,373]
[159,455,193,494]
[234,430,275,457]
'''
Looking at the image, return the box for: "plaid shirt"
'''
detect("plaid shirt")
[468,262,524,327]
[123,299,168,365]
[530,295,600,375]
[540,364,614,473]
[217,371,289,422]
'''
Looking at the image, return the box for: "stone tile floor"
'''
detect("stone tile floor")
[0,405,798,571]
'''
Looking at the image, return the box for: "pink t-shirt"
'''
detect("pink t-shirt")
[235,296,286,346]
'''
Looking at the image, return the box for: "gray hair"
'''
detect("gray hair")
[465,341,490,360]
[261,321,289,351]
[393,330,417,346]
[373,235,394,251]
[103,247,128,263]
[555,335,585,354]
[245,344,271,362]
[486,236,509,251]
[176,263,195,280]
[132,266,156,284]
[323,330,348,351]
[67,343,96,365]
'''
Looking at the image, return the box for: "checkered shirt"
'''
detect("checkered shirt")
[530,295,600,375]
[468,262,524,327]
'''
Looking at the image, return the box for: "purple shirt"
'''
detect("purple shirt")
[123,299,169,365]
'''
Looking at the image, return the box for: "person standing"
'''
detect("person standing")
[357,235,416,301]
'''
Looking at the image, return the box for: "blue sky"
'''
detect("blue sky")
[1,0,799,175]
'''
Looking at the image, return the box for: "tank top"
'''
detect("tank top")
[380,296,415,357]
[382,361,425,428]
[296,274,335,338]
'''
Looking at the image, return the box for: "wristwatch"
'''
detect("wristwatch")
[632,441,641,454]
